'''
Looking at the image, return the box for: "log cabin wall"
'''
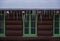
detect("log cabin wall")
[0,9,60,41]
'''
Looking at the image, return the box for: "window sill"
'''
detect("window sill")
[0,34,6,37]
[52,34,60,37]
[22,34,38,37]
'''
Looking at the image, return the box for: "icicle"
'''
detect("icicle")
[13,11,15,20]
[56,11,59,15]
[22,11,25,18]
[4,10,6,16]
[49,10,50,19]
[19,10,20,17]
[6,11,9,19]
[40,14,42,23]
[6,11,9,14]
[32,10,36,15]
[25,10,27,22]
[29,10,31,14]
[16,11,18,20]
[22,11,25,14]
[54,10,55,15]
[44,10,45,16]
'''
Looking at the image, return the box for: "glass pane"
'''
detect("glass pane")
[0,15,4,34]
[55,29,59,34]
[31,22,35,27]
[25,27,29,34]
[31,29,35,34]
[55,22,59,27]
[31,15,36,21]
[24,15,29,34]
[55,15,59,20]
[0,15,4,21]
[25,22,29,27]
[31,21,35,34]
[24,22,29,34]
[25,15,29,21]
[54,15,59,34]
[55,27,59,29]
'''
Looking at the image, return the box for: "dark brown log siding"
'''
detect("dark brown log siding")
[0,10,60,41]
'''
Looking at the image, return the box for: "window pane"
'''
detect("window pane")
[31,21,35,34]
[25,15,29,21]
[25,22,29,27]
[24,15,29,34]
[0,15,4,20]
[0,15,4,34]
[31,29,35,34]
[54,15,59,34]
[31,15,36,21]
[55,29,59,34]
[24,21,29,34]
[55,15,59,20]
[31,22,35,27]
[25,27,29,34]
[55,27,59,29]
[55,22,59,27]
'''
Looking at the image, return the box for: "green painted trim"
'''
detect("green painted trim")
[23,34,38,37]
[52,34,60,37]
[36,14,38,36]
[0,14,6,37]
[52,15,55,37]
[22,14,25,35]
[30,14,38,36]
[52,15,60,37]
[0,34,5,37]
[22,14,38,37]
[29,14,31,34]
[59,14,60,34]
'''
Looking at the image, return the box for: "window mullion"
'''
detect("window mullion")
[36,15,37,35]
[29,14,31,34]
[23,15,25,35]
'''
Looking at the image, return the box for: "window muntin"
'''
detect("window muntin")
[22,14,38,37]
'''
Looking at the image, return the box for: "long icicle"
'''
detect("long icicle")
[40,14,42,23]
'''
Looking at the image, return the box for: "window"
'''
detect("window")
[0,14,5,37]
[53,15,60,37]
[22,14,38,37]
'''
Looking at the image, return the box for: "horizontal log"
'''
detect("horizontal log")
[38,21,52,25]
[6,17,22,20]
[38,25,53,30]
[6,30,52,36]
[52,38,60,41]
[38,19,52,21]
[0,36,52,41]
[39,16,52,20]
[6,20,53,25]
[6,25,22,30]
[6,25,52,30]
[38,31,53,36]
[6,30,22,36]
[6,20,22,25]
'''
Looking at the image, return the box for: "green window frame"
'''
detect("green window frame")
[0,14,6,37]
[53,14,60,37]
[22,14,38,37]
